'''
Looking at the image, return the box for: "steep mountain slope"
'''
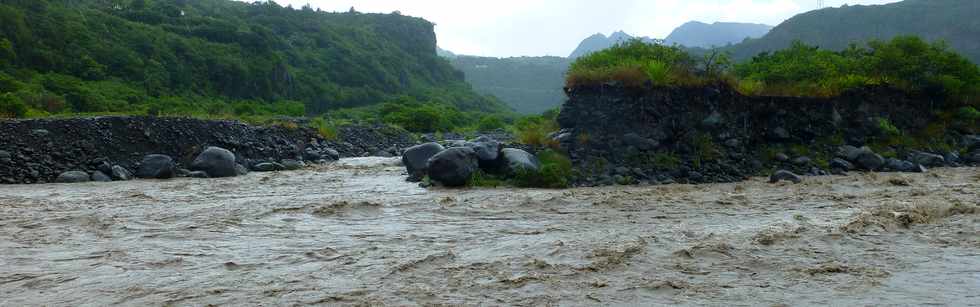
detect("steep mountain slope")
[449,55,570,114]
[726,0,980,63]
[0,0,506,117]
[664,21,772,48]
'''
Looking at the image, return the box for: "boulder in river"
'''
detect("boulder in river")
[91,171,112,182]
[402,142,445,182]
[190,147,239,178]
[56,171,91,183]
[135,154,177,179]
[909,151,945,167]
[426,147,479,187]
[854,149,884,171]
[769,170,802,184]
[499,148,541,176]
[111,165,134,181]
[829,158,854,171]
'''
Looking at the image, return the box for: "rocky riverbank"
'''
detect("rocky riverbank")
[556,83,979,186]
[0,116,418,184]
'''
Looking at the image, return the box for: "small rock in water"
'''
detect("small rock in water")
[188,171,210,178]
[235,164,250,176]
[769,170,802,184]
[281,159,306,170]
[252,162,285,172]
[56,171,90,183]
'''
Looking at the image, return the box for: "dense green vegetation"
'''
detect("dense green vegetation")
[448,55,570,114]
[565,40,707,88]
[723,0,980,64]
[567,37,980,105]
[0,0,508,120]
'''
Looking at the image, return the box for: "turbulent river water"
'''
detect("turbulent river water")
[1,158,978,306]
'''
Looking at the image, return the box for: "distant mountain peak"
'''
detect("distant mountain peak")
[664,21,772,48]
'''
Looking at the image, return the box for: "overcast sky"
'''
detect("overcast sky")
[256,0,902,57]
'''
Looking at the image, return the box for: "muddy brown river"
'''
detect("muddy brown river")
[1,158,978,306]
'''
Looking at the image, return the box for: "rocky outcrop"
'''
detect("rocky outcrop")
[557,83,976,186]
[0,117,417,184]
[135,154,177,179]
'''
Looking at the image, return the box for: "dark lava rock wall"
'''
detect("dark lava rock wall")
[557,84,973,185]
[0,117,416,184]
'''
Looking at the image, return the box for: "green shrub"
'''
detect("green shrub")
[515,113,559,148]
[652,152,681,169]
[310,117,340,140]
[468,171,507,188]
[514,150,572,189]
[0,93,28,118]
[566,39,698,88]
[876,117,901,136]
[477,115,507,131]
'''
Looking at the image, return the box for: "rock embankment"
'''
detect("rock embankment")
[0,116,417,184]
[557,83,979,186]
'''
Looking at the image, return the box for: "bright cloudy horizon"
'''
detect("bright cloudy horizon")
[246,0,902,57]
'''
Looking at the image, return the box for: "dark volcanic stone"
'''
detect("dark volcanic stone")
[830,158,854,171]
[281,159,305,170]
[190,147,239,178]
[499,148,541,176]
[769,170,802,184]
[465,136,501,165]
[111,165,134,181]
[402,142,445,181]
[135,154,177,179]
[426,147,479,187]
[854,151,884,171]
[909,151,945,167]
[91,171,112,182]
[56,171,90,183]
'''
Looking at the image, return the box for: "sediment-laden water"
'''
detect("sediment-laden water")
[1,158,977,306]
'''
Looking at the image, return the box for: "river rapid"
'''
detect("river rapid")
[1,158,978,306]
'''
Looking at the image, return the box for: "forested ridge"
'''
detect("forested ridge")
[723,0,980,63]
[0,0,508,119]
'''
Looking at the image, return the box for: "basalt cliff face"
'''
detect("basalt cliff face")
[557,84,978,186]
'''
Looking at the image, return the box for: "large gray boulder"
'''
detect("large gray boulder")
[465,136,501,166]
[402,142,445,181]
[836,145,864,161]
[909,151,946,167]
[135,154,177,179]
[91,171,113,182]
[854,150,885,170]
[190,147,239,178]
[500,148,541,176]
[56,171,90,183]
[426,147,479,187]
